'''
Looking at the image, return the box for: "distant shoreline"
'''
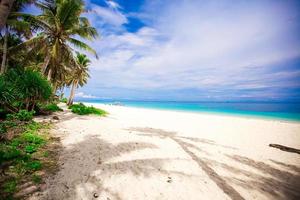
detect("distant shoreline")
[80,101,300,122]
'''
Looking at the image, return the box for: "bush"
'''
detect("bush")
[3,179,17,194]
[42,103,63,112]
[0,144,21,162]
[25,160,42,171]
[60,97,68,103]
[24,145,38,153]
[0,68,52,113]
[0,123,7,135]
[6,110,35,121]
[69,103,107,116]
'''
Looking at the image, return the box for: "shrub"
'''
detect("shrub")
[24,145,38,153]
[0,123,7,135]
[19,132,45,145]
[25,160,42,171]
[0,68,52,113]
[60,97,68,103]
[3,179,17,194]
[69,103,107,116]
[42,103,63,112]
[0,144,21,162]
[6,110,35,121]
[25,121,42,132]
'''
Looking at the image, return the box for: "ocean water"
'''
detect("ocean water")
[81,99,300,121]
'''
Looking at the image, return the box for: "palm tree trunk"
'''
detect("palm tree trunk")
[42,53,51,74]
[67,81,77,106]
[0,26,8,74]
[52,81,57,94]
[47,68,52,81]
[0,0,14,30]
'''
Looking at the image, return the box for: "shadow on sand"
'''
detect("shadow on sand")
[44,125,300,200]
[127,127,300,200]
[45,133,197,200]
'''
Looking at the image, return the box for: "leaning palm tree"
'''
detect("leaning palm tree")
[0,0,33,74]
[23,0,98,85]
[67,53,90,105]
[0,0,15,29]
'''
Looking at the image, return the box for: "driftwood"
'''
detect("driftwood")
[269,144,300,154]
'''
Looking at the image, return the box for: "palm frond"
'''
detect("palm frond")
[69,26,99,40]
[68,37,98,58]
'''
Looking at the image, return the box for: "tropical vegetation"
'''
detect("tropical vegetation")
[0,0,98,114]
[69,103,107,116]
[0,118,54,199]
[67,53,90,105]
[0,0,100,198]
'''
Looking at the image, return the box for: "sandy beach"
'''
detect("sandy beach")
[35,104,300,200]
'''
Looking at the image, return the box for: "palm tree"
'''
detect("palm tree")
[24,0,98,86]
[67,53,90,105]
[0,0,33,74]
[0,0,15,29]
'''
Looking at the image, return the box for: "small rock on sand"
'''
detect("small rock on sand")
[93,192,99,198]
[52,116,59,120]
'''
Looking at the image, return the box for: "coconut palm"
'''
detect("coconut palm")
[0,0,15,29]
[0,0,34,74]
[67,53,90,105]
[23,0,98,85]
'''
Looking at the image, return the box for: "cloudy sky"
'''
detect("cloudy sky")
[41,0,300,101]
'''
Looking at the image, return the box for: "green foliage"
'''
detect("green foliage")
[32,174,42,184]
[42,103,63,112]
[25,0,98,88]
[43,151,49,157]
[69,103,107,116]
[0,69,52,113]
[19,132,45,146]
[3,179,17,194]
[6,110,35,121]
[25,121,43,132]
[15,69,52,103]
[0,120,49,197]
[0,121,45,167]
[24,145,37,153]
[0,120,17,136]
[0,144,21,161]
[60,97,68,103]
[0,73,16,106]
[0,123,7,135]
[25,160,42,171]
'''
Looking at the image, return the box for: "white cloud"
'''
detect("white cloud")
[75,92,97,99]
[105,0,121,9]
[91,3,127,27]
[84,0,300,100]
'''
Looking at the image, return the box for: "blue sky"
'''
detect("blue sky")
[30,0,300,101]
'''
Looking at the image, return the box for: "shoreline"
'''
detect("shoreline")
[83,102,300,150]
[83,102,300,124]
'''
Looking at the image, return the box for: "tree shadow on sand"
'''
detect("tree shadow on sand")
[127,127,300,200]
[43,134,198,200]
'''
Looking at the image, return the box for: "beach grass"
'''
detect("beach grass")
[69,103,107,116]
[0,121,53,198]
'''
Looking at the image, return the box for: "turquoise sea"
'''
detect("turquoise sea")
[81,99,300,121]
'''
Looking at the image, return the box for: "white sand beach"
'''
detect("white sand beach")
[35,104,300,200]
